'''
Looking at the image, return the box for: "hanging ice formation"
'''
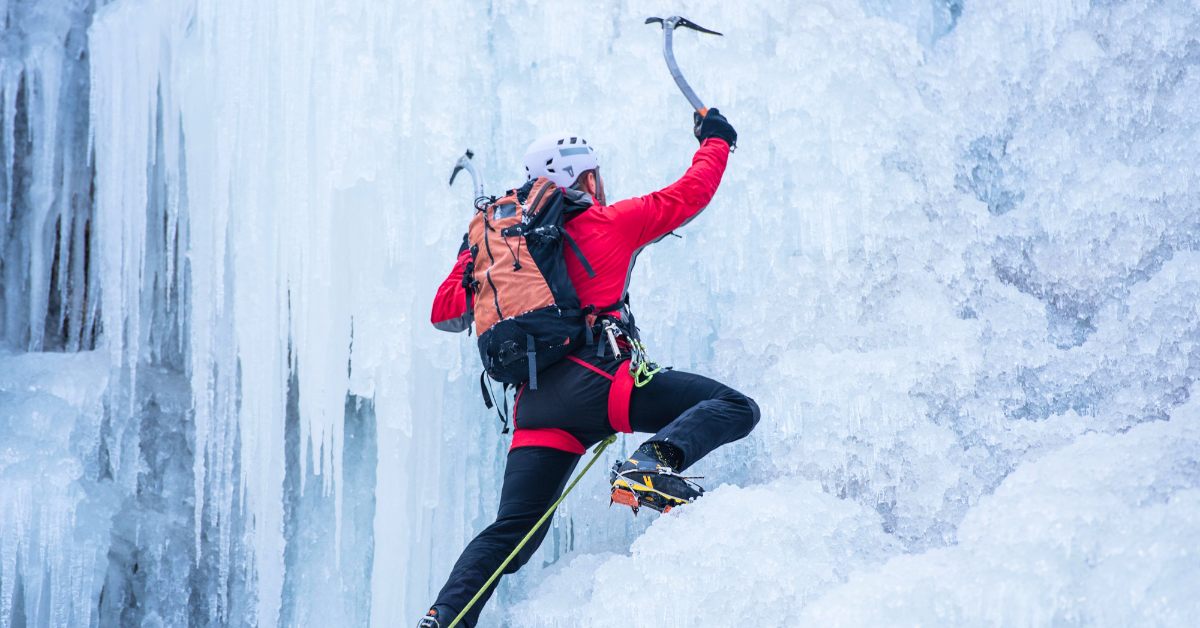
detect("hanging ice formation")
[2,0,1198,627]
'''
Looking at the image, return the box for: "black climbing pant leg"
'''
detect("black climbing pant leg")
[433,446,580,627]
[627,368,761,471]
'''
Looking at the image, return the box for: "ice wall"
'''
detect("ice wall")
[0,0,96,352]
[2,0,1198,626]
[509,0,1200,624]
[85,1,510,626]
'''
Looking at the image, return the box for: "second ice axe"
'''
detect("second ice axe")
[449,149,487,208]
[645,16,723,116]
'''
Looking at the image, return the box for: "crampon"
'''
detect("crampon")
[609,455,704,514]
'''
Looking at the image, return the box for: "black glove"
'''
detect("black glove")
[693,108,737,148]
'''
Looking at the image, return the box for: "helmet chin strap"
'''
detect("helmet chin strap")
[595,171,606,206]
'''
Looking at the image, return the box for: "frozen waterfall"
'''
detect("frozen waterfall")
[1,0,1198,627]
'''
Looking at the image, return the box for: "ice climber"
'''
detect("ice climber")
[420,110,759,628]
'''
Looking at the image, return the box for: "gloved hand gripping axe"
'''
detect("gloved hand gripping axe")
[449,149,489,210]
[645,16,723,116]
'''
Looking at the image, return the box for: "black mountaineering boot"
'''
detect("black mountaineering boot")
[610,441,704,514]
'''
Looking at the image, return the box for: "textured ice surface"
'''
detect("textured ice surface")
[799,397,1200,628]
[1,0,1199,626]
[503,0,1200,622]
[510,478,901,627]
[0,351,110,628]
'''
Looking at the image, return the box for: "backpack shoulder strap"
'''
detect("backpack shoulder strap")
[560,229,596,278]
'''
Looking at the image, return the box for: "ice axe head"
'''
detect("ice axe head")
[448,149,474,186]
[449,149,486,204]
[645,16,723,116]
[645,16,723,37]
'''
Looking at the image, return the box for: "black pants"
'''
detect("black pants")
[432,347,760,627]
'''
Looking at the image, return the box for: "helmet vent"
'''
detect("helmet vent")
[557,139,564,145]
[545,158,553,165]
[570,137,577,144]
[547,168,556,173]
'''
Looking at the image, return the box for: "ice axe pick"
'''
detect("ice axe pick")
[449,149,486,205]
[645,16,723,116]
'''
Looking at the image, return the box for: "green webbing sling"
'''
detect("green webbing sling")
[446,434,618,628]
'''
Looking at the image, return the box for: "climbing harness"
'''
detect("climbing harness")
[446,435,618,628]
[589,297,664,389]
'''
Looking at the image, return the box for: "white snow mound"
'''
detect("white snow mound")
[511,397,1200,628]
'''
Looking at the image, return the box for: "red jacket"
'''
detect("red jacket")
[432,138,730,331]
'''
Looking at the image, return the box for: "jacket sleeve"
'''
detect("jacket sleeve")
[431,235,474,333]
[608,138,731,249]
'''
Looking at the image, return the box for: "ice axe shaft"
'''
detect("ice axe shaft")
[449,149,485,202]
[645,16,723,116]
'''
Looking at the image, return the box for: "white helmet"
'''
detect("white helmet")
[523,132,599,188]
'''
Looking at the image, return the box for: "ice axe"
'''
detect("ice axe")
[645,16,723,116]
[449,149,486,206]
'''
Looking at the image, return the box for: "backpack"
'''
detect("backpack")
[465,177,602,389]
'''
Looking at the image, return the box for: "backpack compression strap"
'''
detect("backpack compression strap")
[479,372,511,433]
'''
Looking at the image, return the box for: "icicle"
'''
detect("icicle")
[0,63,16,305]
[24,44,63,352]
